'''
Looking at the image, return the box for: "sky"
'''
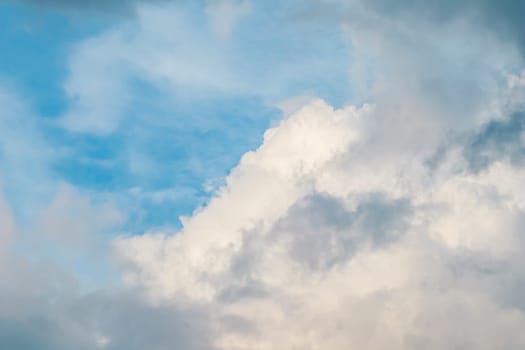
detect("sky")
[1,0,525,349]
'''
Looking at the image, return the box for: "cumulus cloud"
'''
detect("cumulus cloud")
[3,0,525,349]
[111,0,525,344]
[116,72,525,348]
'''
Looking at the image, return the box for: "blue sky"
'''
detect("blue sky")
[0,0,353,290]
[2,1,525,349]
[0,0,350,232]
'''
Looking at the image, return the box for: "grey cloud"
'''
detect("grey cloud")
[465,111,525,172]
[293,0,517,142]
[279,193,411,270]
[227,193,411,279]
[316,0,524,57]
[0,317,93,350]
[366,0,525,53]
[424,109,525,174]
[352,193,411,246]
[73,292,215,350]
[0,257,215,350]
[216,282,268,304]
[277,194,352,270]
[0,297,214,350]
[219,234,269,303]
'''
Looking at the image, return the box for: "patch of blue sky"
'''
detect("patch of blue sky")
[226,0,352,107]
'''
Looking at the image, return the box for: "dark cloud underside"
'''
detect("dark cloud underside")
[3,0,171,12]
[366,0,525,54]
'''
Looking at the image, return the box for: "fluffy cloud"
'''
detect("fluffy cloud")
[117,100,369,298]
[116,69,525,348]
[107,1,525,348]
[3,1,525,349]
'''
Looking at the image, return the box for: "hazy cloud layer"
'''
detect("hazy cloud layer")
[0,256,215,350]
[365,0,525,54]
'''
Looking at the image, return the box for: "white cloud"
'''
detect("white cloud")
[115,71,525,348]
[4,1,525,349]
[116,99,369,300]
